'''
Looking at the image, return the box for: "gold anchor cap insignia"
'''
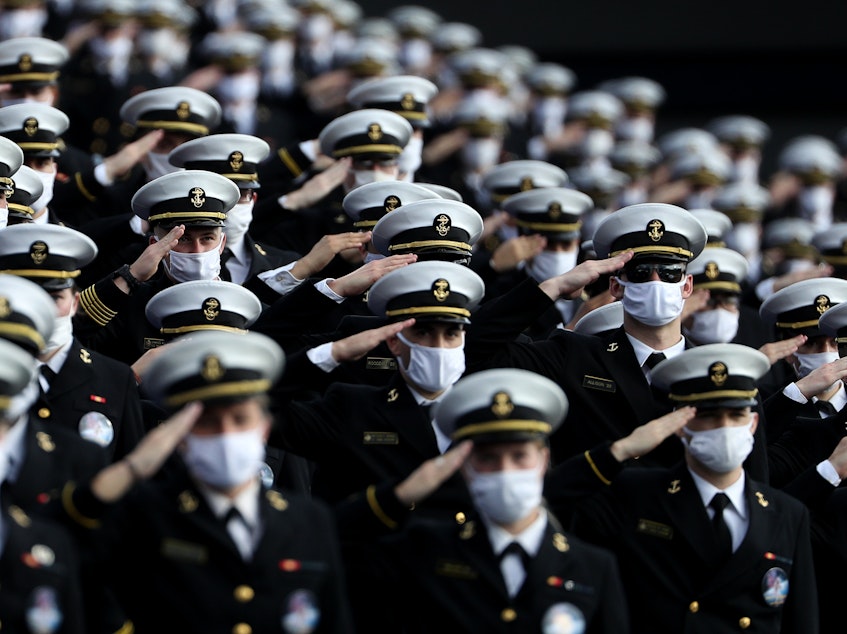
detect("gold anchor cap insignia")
[400,93,415,110]
[384,195,400,213]
[815,294,831,315]
[23,117,38,137]
[490,391,514,418]
[647,219,664,242]
[29,240,48,265]
[190,187,206,208]
[201,354,224,382]
[203,297,220,321]
[18,53,33,72]
[228,151,244,171]
[176,101,191,120]
[704,261,719,279]
[432,278,450,302]
[434,213,451,237]
[0,296,10,318]
[367,123,383,141]
[548,202,562,219]
[709,361,728,386]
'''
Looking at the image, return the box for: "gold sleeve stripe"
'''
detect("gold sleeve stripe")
[113,620,135,634]
[366,485,399,529]
[61,482,101,529]
[584,450,612,486]
[278,147,303,178]
[80,287,117,326]
[74,171,97,202]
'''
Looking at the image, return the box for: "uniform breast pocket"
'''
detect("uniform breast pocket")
[757,554,793,609]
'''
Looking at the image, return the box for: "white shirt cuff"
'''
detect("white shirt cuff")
[258,263,303,296]
[306,342,340,372]
[314,278,345,303]
[782,382,808,404]
[128,214,146,236]
[94,162,114,187]
[817,459,842,487]
[299,139,318,162]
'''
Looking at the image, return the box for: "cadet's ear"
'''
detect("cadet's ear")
[609,275,625,300]
[386,332,404,356]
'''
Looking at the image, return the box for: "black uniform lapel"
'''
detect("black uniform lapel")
[660,466,718,565]
[379,377,439,459]
[599,328,660,423]
[45,340,94,399]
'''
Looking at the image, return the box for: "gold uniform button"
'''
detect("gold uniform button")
[37,408,50,419]
[500,608,517,622]
[688,601,699,613]
[739,617,751,629]
[455,512,466,524]
[234,585,254,602]
[232,624,251,634]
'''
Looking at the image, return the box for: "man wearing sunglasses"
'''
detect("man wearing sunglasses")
[465,202,768,480]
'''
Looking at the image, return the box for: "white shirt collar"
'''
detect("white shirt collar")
[482,508,548,558]
[626,332,686,368]
[813,382,847,412]
[688,467,748,520]
[198,478,262,529]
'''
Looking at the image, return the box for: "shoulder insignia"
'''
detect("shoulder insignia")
[667,479,681,494]
[755,491,769,507]
[80,348,92,364]
[178,490,199,513]
[266,489,289,511]
[35,431,55,452]
[254,243,267,256]
[606,342,618,352]
[552,532,569,552]
[387,388,399,402]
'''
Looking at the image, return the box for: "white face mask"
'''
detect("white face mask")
[794,350,839,380]
[798,185,835,230]
[181,427,266,489]
[527,249,578,283]
[725,223,760,258]
[617,278,686,327]
[461,138,502,172]
[32,167,56,213]
[164,235,223,283]
[730,155,760,184]
[685,189,716,210]
[144,151,182,181]
[224,199,254,246]
[0,7,48,39]
[351,168,397,189]
[684,307,740,344]
[580,128,615,158]
[615,116,654,143]
[397,331,465,393]
[531,97,567,138]
[398,136,424,179]
[681,420,754,473]
[217,71,261,105]
[465,463,544,525]
[400,38,432,72]
[43,313,74,355]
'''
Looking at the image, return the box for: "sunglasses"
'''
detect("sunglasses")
[622,262,686,284]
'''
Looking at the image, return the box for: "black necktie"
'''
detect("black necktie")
[710,493,733,557]
[39,364,56,395]
[644,352,666,370]
[219,248,234,282]
[816,400,838,417]
[500,541,530,569]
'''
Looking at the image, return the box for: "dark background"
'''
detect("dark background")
[361,0,847,176]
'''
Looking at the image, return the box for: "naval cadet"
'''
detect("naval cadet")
[72,331,353,633]
[566,344,818,633]
[342,368,631,633]
[0,135,24,229]
[168,132,301,303]
[75,169,240,365]
[0,223,145,461]
[0,336,88,634]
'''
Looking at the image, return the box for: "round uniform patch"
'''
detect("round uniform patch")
[259,462,275,489]
[282,589,321,633]
[26,586,63,634]
[761,567,789,606]
[78,412,115,447]
[542,602,586,634]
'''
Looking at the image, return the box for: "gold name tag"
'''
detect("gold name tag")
[434,559,478,580]
[583,375,616,392]
[366,357,397,371]
[144,337,165,350]
[363,431,399,445]
[636,519,673,540]
[161,538,208,563]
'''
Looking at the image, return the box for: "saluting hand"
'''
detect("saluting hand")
[759,334,806,366]
[394,440,474,506]
[539,250,634,300]
[328,254,417,298]
[610,406,697,462]
[123,224,185,289]
[289,231,373,280]
[330,318,415,363]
